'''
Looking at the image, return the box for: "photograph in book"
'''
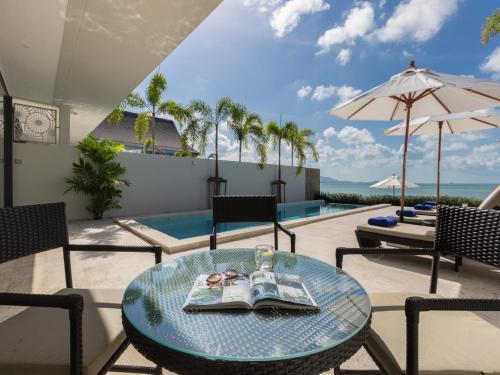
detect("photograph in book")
[183,271,319,311]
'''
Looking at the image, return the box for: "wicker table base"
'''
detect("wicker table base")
[123,313,371,375]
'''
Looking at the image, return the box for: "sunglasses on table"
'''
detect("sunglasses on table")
[206,269,239,286]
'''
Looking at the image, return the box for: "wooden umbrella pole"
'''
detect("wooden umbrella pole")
[400,101,412,223]
[437,121,443,204]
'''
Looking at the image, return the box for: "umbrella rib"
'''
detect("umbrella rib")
[347,98,376,119]
[390,95,406,103]
[430,91,451,114]
[471,117,500,128]
[445,120,454,134]
[413,88,435,102]
[390,100,399,121]
[409,122,426,136]
[463,88,500,102]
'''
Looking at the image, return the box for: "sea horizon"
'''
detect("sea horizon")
[320,181,498,200]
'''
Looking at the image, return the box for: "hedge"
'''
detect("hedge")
[317,192,482,208]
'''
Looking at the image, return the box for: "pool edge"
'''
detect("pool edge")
[114,203,391,254]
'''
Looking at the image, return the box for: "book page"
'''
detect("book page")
[250,271,280,304]
[183,274,252,309]
[274,273,318,307]
[251,271,318,307]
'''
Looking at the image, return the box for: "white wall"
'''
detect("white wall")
[2,142,310,221]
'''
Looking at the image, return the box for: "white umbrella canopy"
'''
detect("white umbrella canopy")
[384,110,500,136]
[329,61,500,221]
[370,174,418,198]
[384,110,500,203]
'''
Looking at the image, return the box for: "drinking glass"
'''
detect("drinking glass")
[255,244,274,271]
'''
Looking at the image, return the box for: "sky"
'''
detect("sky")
[133,0,500,183]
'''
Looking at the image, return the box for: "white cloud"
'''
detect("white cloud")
[297,85,313,98]
[317,2,375,53]
[322,126,337,138]
[480,47,500,80]
[444,143,500,171]
[371,0,459,43]
[402,49,413,58]
[270,0,330,38]
[243,0,283,13]
[311,84,361,102]
[311,85,337,101]
[337,126,375,145]
[336,48,352,65]
[378,0,387,8]
[335,85,362,104]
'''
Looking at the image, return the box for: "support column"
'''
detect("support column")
[3,95,13,207]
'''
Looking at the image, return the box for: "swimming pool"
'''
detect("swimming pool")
[138,201,362,240]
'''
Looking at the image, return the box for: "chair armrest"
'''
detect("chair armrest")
[0,292,83,309]
[66,244,162,264]
[275,223,296,253]
[0,292,84,374]
[405,297,500,375]
[63,244,163,288]
[336,247,440,294]
[210,225,216,250]
[335,247,436,268]
[276,223,295,238]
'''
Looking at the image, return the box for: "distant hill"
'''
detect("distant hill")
[320,176,353,183]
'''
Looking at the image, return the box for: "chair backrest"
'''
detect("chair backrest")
[0,202,68,263]
[435,205,500,268]
[479,184,500,210]
[212,195,277,224]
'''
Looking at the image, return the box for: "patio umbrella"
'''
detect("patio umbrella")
[330,60,500,221]
[370,174,418,198]
[384,110,500,203]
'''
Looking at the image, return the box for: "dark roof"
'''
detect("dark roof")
[92,111,195,152]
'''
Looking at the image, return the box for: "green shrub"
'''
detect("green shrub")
[317,192,482,208]
[65,135,130,219]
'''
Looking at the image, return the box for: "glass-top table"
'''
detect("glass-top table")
[122,248,371,374]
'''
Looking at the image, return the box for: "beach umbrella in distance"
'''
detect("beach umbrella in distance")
[329,60,500,222]
[384,110,500,203]
[370,174,418,198]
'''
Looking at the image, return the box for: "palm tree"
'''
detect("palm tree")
[287,124,319,174]
[190,97,233,195]
[164,101,205,156]
[227,103,267,166]
[481,8,500,44]
[266,119,295,182]
[107,72,173,154]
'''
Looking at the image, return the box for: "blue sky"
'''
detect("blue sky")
[134,0,500,183]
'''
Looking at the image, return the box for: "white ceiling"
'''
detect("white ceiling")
[0,0,222,143]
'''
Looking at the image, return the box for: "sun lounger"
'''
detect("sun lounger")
[389,215,436,226]
[355,222,435,248]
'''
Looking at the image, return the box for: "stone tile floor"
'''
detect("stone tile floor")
[1,206,498,374]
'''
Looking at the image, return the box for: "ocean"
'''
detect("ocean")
[320,182,498,199]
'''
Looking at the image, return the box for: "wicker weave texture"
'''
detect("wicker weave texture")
[435,206,500,268]
[0,202,68,263]
[124,314,371,375]
[213,195,277,223]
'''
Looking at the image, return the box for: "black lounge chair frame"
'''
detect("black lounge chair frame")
[210,195,296,252]
[0,202,163,375]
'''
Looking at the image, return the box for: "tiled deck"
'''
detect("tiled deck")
[1,206,499,374]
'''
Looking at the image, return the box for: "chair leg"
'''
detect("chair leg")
[274,224,278,250]
[454,256,462,272]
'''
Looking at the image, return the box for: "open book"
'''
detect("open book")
[183,271,319,310]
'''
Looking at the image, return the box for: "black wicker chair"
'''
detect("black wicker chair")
[335,206,500,375]
[0,202,163,375]
[210,195,296,252]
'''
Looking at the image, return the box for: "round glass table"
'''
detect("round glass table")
[122,248,371,375]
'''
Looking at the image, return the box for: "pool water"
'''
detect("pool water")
[138,201,361,240]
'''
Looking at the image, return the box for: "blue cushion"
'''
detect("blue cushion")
[396,209,417,217]
[423,201,436,206]
[414,204,433,210]
[368,216,398,227]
